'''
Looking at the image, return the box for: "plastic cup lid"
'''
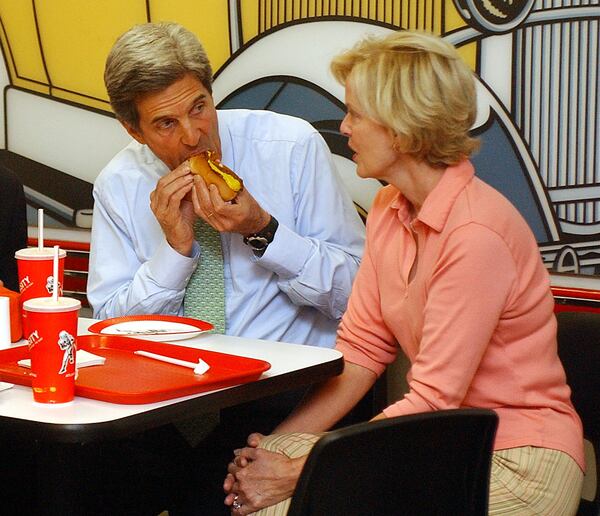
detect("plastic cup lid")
[15,247,67,260]
[23,297,81,313]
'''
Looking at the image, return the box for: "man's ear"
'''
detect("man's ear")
[121,120,146,145]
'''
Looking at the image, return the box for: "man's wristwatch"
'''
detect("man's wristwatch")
[243,215,279,257]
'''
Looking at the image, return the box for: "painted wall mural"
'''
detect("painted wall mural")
[0,0,598,276]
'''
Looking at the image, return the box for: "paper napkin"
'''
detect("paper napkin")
[18,349,106,369]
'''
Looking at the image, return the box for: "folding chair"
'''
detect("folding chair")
[287,408,498,516]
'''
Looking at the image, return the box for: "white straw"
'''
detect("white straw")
[38,208,44,251]
[134,350,210,375]
[52,245,59,302]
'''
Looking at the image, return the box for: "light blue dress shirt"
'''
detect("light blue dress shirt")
[88,109,365,348]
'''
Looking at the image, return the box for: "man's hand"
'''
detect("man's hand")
[150,161,196,256]
[191,176,271,236]
[223,446,306,515]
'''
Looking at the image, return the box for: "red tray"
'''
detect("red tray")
[0,334,271,404]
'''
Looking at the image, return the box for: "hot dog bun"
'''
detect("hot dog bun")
[188,151,243,201]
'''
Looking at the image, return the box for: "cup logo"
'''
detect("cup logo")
[57,330,75,374]
[19,275,32,293]
[46,275,62,295]
[28,329,42,349]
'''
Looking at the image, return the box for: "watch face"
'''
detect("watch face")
[247,235,269,250]
[243,215,278,252]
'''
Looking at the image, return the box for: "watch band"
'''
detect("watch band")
[243,215,279,256]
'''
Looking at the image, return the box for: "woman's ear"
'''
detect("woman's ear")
[392,133,403,154]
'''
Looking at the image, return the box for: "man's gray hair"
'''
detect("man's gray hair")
[104,22,212,129]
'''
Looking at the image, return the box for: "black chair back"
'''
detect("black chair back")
[287,408,498,516]
[556,311,600,515]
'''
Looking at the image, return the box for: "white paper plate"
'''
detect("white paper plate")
[88,315,213,342]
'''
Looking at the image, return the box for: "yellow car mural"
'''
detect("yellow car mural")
[0,0,598,277]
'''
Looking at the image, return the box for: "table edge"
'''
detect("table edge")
[0,355,344,443]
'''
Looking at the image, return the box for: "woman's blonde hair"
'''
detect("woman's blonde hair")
[331,30,479,166]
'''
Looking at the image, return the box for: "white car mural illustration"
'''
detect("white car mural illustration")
[0,0,597,293]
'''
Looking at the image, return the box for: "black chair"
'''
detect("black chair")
[556,311,600,516]
[287,408,498,516]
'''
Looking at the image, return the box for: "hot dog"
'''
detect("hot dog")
[188,151,243,201]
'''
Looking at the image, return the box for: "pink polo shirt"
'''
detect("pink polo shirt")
[336,160,584,470]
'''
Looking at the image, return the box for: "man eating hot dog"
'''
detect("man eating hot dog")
[87,22,365,515]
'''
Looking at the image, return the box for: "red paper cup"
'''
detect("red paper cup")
[15,247,66,305]
[22,296,81,403]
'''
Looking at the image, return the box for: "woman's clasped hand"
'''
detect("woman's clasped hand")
[223,433,306,514]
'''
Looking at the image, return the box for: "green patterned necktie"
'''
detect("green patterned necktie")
[184,219,226,333]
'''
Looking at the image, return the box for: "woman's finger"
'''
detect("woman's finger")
[223,473,235,493]
[247,432,265,447]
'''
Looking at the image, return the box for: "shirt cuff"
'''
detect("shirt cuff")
[146,239,200,290]
[382,396,431,419]
[336,341,388,378]
[256,223,313,279]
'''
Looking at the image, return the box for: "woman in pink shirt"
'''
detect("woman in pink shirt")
[223,30,584,516]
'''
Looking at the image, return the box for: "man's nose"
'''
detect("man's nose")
[180,119,200,146]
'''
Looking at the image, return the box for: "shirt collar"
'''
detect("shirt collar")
[217,110,234,170]
[390,160,475,232]
[139,142,169,175]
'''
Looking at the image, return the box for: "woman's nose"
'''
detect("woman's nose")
[340,114,351,136]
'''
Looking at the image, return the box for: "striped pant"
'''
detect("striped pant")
[489,446,583,515]
[250,434,583,515]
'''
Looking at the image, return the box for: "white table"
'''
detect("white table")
[0,318,343,515]
[0,318,343,442]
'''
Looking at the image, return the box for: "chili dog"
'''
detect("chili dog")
[188,151,243,201]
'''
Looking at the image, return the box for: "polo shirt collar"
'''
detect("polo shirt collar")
[390,160,475,232]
